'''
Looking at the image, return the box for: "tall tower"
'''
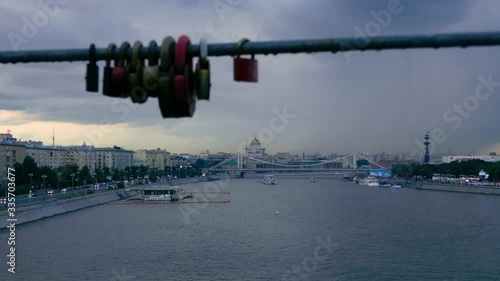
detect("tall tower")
[52,127,55,146]
[423,132,430,163]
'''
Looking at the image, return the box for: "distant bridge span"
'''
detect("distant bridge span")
[207,152,387,174]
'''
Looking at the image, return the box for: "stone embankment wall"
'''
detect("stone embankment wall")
[419,183,500,196]
[0,190,135,229]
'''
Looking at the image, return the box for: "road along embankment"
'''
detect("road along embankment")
[417,183,500,196]
[0,190,135,230]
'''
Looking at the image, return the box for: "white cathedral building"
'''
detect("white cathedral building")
[245,137,266,157]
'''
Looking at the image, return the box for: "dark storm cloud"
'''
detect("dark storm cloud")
[1,0,500,154]
[252,0,472,40]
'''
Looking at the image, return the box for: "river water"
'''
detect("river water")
[1,177,499,280]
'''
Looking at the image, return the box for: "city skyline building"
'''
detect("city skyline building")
[2,131,499,176]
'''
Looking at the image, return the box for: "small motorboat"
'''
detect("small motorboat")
[310,177,316,182]
[263,175,278,185]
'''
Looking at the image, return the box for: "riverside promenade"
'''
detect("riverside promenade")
[0,189,135,230]
[404,182,500,196]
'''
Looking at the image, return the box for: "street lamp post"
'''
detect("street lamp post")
[57,172,61,189]
[91,172,96,189]
[70,173,75,188]
[76,171,80,188]
[41,174,47,200]
[2,177,6,201]
[29,173,33,191]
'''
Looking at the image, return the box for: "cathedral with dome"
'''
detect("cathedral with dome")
[245,137,266,157]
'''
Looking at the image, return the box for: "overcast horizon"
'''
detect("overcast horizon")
[1,0,500,156]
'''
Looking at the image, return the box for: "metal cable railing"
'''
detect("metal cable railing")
[2,31,499,118]
[1,31,500,64]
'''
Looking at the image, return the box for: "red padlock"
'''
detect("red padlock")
[111,42,130,98]
[233,38,258,82]
[173,35,196,117]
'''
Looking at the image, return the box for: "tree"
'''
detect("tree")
[22,156,39,186]
[80,166,91,182]
[139,165,148,177]
[392,164,415,178]
[112,168,121,181]
[39,166,56,190]
[193,158,205,170]
[94,168,104,183]
[356,159,370,168]
[13,162,25,185]
[57,164,79,187]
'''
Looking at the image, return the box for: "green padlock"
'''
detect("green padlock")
[128,41,148,103]
[158,36,176,118]
[143,40,160,97]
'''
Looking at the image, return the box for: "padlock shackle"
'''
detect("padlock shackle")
[236,38,250,58]
[160,36,175,73]
[118,42,130,67]
[88,44,97,64]
[106,43,116,65]
[200,38,208,60]
[148,40,158,66]
[129,41,143,71]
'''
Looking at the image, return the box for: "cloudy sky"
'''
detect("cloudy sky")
[1,0,499,156]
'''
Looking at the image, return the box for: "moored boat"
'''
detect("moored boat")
[134,185,187,201]
[358,176,380,187]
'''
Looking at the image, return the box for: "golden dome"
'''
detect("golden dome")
[250,137,260,145]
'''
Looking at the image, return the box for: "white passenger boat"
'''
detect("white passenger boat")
[358,176,380,187]
[136,185,187,201]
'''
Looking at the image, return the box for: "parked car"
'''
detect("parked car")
[87,189,94,194]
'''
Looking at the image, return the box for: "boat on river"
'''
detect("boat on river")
[263,175,278,185]
[134,185,187,201]
[358,176,380,187]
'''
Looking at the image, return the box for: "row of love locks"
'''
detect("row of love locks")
[85,35,258,118]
